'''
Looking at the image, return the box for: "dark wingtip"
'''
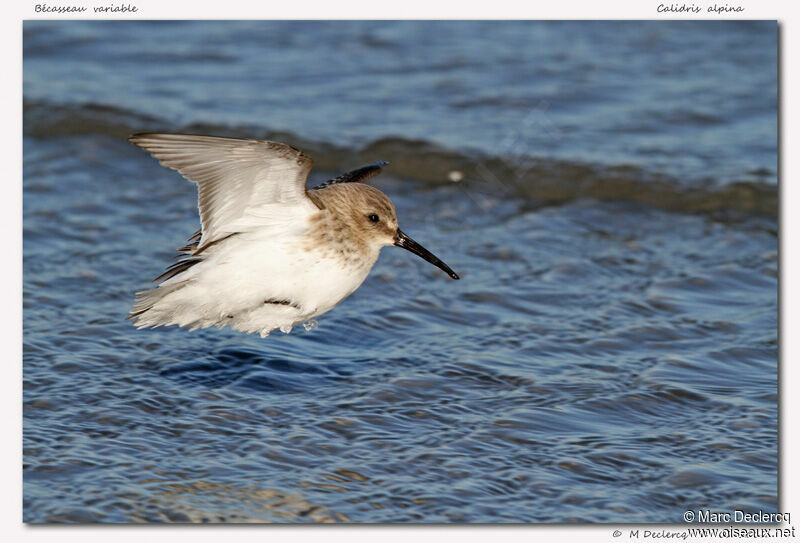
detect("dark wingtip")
[312,160,390,190]
[128,132,155,146]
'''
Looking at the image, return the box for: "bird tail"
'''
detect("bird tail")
[127,282,187,328]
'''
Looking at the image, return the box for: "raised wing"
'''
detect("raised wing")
[311,161,389,190]
[129,133,315,250]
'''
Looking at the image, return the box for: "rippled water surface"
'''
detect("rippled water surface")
[23,21,777,523]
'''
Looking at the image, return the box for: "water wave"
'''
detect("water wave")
[24,100,776,216]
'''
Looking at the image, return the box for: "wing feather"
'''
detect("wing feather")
[129,133,315,250]
[311,161,389,190]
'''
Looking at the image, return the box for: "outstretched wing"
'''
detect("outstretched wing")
[129,133,316,251]
[311,161,389,191]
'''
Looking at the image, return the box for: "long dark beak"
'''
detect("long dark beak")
[394,230,460,280]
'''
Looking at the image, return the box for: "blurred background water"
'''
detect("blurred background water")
[23,20,777,523]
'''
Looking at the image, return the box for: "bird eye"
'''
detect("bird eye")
[368,214,380,223]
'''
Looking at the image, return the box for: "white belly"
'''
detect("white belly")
[142,233,379,337]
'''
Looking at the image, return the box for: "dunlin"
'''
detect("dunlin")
[128,134,459,337]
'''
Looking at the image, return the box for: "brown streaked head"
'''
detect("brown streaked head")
[308,183,459,280]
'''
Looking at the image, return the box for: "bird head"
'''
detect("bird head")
[312,183,459,280]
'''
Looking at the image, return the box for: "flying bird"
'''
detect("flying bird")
[127,134,459,337]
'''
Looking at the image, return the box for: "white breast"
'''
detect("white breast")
[145,224,379,337]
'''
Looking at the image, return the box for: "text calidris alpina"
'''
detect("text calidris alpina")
[127,134,459,337]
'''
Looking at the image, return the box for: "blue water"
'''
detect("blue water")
[23,20,777,523]
[24,20,777,187]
